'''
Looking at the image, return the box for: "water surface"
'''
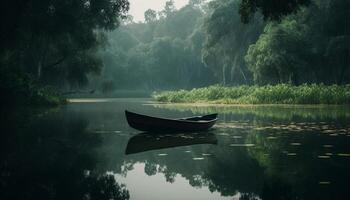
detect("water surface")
[1,98,350,200]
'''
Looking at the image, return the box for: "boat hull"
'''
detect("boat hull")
[125,110,217,132]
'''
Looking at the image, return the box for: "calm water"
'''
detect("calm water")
[1,98,350,200]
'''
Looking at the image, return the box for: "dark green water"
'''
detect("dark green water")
[1,98,350,200]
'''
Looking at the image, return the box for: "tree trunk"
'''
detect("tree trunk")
[239,66,247,84]
[37,59,42,78]
[338,51,349,84]
[222,64,226,86]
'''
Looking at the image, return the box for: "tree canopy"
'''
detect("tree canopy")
[1,0,129,88]
[1,0,350,99]
[239,0,311,23]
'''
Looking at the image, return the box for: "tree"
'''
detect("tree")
[326,36,350,84]
[245,17,309,84]
[202,0,264,85]
[239,0,311,23]
[245,0,350,85]
[0,0,129,88]
[97,0,216,91]
[145,9,157,23]
[159,0,176,18]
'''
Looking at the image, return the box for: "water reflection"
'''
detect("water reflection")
[1,99,350,200]
[148,103,350,199]
[125,132,218,155]
[0,107,129,200]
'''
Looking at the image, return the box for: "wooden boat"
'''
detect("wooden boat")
[125,110,218,132]
[125,132,218,155]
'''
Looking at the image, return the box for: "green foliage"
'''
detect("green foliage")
[245,0,350,85]
[0,68,66,106]
[239,0,311,23]
[245,17,309,84]
[97,0,350,93]
[1,0,129,91]
[144,9,157,23]
[202,0,265,85]
[97,1,216,91]
[0,0,129,105]
[154,84,350,104]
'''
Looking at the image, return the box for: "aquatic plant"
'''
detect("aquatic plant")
[153,84,350,105]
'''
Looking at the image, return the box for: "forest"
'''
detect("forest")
[97,0,349,92]
[1,0,350,105]
[1,1,350,200]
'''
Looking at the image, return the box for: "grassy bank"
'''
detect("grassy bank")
[153,84,350,104]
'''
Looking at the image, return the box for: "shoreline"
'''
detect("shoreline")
[153,84,350,105]
[148,102,350,108]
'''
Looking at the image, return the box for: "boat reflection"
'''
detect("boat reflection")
[125,132,218,155]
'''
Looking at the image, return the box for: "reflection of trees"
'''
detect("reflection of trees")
[41,102,350,200]
[0,109,129,200]
[246,126,350,200]
[202,132,264,197]
[123,145,210,186]
[144,161,157,176]
[118,116,350,200]
[240,193,261,200]
[127,147,209,185]
[122,128,264,198]
[84,173,129,200]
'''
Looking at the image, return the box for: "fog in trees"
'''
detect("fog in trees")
[94,0,349,95]
[1,0,349,99]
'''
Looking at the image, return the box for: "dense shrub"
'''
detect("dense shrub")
[0,67,66,107]
[153,84,350,104]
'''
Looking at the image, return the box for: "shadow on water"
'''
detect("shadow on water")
[125,132,218,155]
[0,107,129,200]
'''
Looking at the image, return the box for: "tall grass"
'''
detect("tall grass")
[153,84,350,104]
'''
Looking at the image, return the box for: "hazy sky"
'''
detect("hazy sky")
[128,0,189,22]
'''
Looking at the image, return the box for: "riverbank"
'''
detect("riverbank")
[153,84,350,104]
[0,68,66,107]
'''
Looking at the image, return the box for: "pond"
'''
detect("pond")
[1,98,350,200]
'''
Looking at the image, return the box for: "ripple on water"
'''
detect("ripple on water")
[218,133,229,136]
[318,155,331,159]
[267,136,277,140]
[193,157,205,160]
[337,153,350,157]
[323,145,333,148]
[230,144,255,147]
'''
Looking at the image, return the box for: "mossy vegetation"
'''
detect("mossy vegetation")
[153,84,350,104]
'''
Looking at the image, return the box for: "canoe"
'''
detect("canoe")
[125,132,218,155]
[125,110,218,132]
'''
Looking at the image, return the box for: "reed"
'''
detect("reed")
[153,84,350,104]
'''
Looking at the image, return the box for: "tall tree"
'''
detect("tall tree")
[202,0,264,85]
[245,0,350,85]
[0,0,129,88]
[144,9,157,23]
